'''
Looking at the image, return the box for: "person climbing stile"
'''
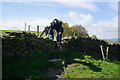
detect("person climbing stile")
[51,18,64,47]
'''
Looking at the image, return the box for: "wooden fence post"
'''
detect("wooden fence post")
[28,25,30,31]
[106,46,109,59]
[37,25,39,36]
[25,23,26,31]
[100,45,105,60]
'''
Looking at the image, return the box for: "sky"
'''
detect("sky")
[0,0,119,39]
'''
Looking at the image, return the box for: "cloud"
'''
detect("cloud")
[65,11,118,39]
[65,11,93,27]
[51,0,119,2]
[52,0,99,12]
[64,2,98,12]
[87,16,118,39]
[1,17,52,31]
[108,2,118,11]
[1,0,119,2]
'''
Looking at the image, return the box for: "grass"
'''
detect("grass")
[57,53,120,78]
[3,50,120,79]
[0,30,43,35]
[2,51,63,79]
[0,30,45,37]
[0,30,58,40]
[0,30,23,35]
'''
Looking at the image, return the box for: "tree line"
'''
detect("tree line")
[61,22,89,38]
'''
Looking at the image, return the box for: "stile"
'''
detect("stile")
[100,45,105,60]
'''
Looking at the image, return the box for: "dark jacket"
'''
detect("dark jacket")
[53,19,63,33]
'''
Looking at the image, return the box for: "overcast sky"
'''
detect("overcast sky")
[0,0,119,39]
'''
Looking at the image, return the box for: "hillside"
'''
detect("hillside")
[0,30,43,37]
[0,30,42,34]
[103,38,119,43]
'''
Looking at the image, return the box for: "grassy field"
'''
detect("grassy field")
[2,51,120,79]
[0,30,45,37]
[3,51,63,79]
[0,30,43,35]
[0,30,57,40]
[57,54,120,78]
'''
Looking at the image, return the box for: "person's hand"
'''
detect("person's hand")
[59,32,61,35]
[44,36,49,39]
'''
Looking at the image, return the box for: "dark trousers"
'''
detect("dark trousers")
[56,32,63,47]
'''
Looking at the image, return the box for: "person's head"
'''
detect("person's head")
[54,18,62,25]
[50,22,54,27]
[53,18,58,21]
[52,18,58,26]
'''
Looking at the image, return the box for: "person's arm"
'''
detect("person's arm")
[39,30,45,37]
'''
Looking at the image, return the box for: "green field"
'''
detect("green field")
[0,30,43,35]
[57,54,120,78]
[0,30,57,40]
[0,30,47,38]
[3,51,120,79]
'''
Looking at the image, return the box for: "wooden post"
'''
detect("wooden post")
[63,59,66,74]
[37,25,39,36]
[25,23,26,31]
[100,45,105,60]
[73,33,75,37]
[106,47,109,59]
[28,25,30,31]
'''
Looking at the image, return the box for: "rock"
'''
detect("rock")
[45,68,64,78]
[48,59,62,62]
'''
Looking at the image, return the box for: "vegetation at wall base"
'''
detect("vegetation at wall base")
[3,51,64,79]
[2,51,120,79]
[57,52,120,78]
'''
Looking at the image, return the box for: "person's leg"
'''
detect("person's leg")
[49,34,54,40]
[56,33,62,47]
[51,35,54,40]
[59,34,62,45]
[56,34,59,46]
